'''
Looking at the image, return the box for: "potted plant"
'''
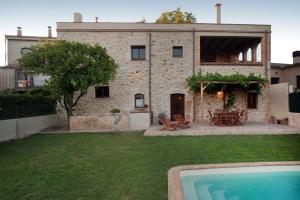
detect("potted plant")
[144,104,148,111]
[111,108,121,132]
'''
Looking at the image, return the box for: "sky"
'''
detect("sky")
[0,0,299,65]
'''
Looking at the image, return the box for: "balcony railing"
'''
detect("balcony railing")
[16,80,34,89]
[200,62,263,66]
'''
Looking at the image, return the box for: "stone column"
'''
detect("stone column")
[243,49,248,63]
[252,45,257,63]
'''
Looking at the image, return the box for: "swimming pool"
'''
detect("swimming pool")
[180,165,300,200]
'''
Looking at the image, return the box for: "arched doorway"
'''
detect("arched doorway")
[170,94,185,121]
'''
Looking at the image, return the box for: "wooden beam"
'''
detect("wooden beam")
[200,81,204,125]
[199,80,260,84]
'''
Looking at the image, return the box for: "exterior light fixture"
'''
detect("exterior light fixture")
[131,70,143,77]
[217,91,224,98]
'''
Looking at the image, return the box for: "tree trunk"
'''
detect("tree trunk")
[64,93,74,131]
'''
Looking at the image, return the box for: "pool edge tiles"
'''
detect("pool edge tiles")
[167,161,300,200]
[180,165,300,177]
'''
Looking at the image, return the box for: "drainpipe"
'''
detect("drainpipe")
[148,32,152,124]
[192,27,195,73]
[5,35,7,66]
[192,27,196,123]
[264,32,268,79]
[264,31,269,125]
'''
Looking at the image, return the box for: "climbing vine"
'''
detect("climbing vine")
[186,72,268,110]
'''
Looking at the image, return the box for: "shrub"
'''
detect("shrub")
[0,92,56,120]
[111,108,121,114]
[26,88,52,96]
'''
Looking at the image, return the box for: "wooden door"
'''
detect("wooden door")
[170,94,185,121]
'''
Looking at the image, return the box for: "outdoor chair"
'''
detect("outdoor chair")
[238,110,246,125]
[173,114,190,128]
[159,117,177,131]
[208,111,218,125]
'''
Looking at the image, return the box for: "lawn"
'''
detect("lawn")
[0,132,300,200]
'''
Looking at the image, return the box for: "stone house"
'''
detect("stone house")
[271,51,300,91]
[57,5,271,130]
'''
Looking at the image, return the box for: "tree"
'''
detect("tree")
[155,8,197,24]
[19,40,118,129]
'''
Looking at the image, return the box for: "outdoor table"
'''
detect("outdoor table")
[214,111,239,126]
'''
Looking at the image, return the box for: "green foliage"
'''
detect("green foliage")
[19,40,118,128]
[0,91,56,120]
[186,72,267,94]
[26,88,52,96]
[224,90,236,111]
[155,7,197,24]
[186,72,268,110]
[111,108,121,114]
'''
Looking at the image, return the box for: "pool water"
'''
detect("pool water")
[181,166,300,200]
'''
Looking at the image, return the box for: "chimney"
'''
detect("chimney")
[73,12,82,23]
[95,17,98,23]
[17,27,22,37]
[215,3,221,24]
[48,26,52,38]
[293,51,300,64]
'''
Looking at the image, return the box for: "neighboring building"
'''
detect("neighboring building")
[0,27,55,91]
[57,3,271,129]
[271,51,300,91]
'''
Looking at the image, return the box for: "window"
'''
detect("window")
[297,76,300,89]
[172,46,183,58]
[131,46,146,60]
[135,93,144,108]
[20,47,30,55]
[271,77,280,85]
[247,92,258,109]
[95,86,109,98]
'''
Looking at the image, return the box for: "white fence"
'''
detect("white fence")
[0,114,59,142]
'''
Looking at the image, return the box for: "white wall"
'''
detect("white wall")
[0,68,15,90]
[0,114,59,142]
[7,40,39,66]
[270,83,300,128]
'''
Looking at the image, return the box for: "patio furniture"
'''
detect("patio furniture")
[208,111,217,125]
[238,110,246,125]
[173,114,190,128]
[214,111,240,126]
[159,117,177,131]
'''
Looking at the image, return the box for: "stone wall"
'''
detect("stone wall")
[196,65,267,122]
[57,30,270,128]
[150,32,193,124]
[58,32,150,116]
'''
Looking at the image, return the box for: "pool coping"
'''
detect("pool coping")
[168,161,300,200]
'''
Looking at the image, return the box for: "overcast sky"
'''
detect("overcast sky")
[0,0,299,65]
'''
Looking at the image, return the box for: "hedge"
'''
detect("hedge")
[0,93,57,120]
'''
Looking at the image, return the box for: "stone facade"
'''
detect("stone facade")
[57,22,271,129]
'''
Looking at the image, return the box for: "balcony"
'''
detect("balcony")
[200,36,263,66]
[15,70,48,91]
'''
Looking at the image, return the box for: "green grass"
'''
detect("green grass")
[0,132,300,200]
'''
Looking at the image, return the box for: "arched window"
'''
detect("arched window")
[247,48,252,62]
[256,43,261,62]
[135,93,144,108]
[238,52,243,62]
